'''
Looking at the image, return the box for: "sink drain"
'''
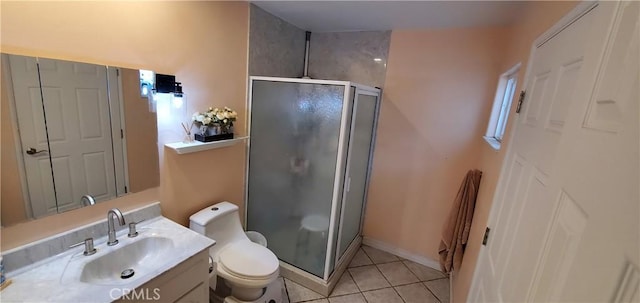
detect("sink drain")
[121,268,135,279]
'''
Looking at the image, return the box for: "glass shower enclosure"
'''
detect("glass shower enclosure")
[246,77,380,281]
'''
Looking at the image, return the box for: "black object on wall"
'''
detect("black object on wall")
[155,74,176,93]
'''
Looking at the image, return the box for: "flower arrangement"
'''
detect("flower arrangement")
[192,107,238,127]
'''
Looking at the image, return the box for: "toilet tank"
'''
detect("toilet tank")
[189,201,248,257]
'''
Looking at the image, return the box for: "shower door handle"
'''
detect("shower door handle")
[345,177,351,192]
[25,147,48,156]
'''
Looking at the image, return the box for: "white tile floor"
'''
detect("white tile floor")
[283,245,450,303]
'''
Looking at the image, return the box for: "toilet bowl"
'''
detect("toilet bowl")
[190,202,280,302]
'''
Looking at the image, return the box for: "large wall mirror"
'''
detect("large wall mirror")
[1,53,160,226]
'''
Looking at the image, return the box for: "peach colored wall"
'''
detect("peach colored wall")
[1,62,27,226]
[364,27,509,262]
[453,1,578,302]
[1,1,249,248]
[121,68,160,193]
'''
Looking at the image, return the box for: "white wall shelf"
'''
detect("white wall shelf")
[165,136,248,154]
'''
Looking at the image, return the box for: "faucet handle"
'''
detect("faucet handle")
[128,219,145,238]
[70,238,97,256]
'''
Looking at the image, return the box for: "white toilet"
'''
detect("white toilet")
[190,202,281,302]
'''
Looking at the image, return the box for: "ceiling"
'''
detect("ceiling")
[252,1,527,32]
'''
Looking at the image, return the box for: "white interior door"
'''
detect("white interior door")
[37,58,118,212]
[7,55,57,218]
[470,1,639,302]
[107,67,128,197]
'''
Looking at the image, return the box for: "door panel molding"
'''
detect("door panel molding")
[469,1,638,301]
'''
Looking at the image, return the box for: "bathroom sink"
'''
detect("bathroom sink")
[79,236,174,285]
[58,217,210,288]
[3,215,215,303]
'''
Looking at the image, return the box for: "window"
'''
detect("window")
[484,64,520,150]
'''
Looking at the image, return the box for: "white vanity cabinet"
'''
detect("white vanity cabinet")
[117,250,209,303]
[1,210,215,303]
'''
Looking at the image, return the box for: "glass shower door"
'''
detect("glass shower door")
[247,80,346,277]
[336,91,378,259]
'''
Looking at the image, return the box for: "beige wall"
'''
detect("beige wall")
[121,68,160,193]
[1,62,27,226]
[1,1,249,249]
[364,27,509,261]
[453,1,578,302]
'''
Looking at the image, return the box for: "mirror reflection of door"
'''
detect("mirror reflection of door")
[38,58,123,213]
[5,54,125,218]
[7,55,57,218]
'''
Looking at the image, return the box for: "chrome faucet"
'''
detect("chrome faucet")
[107,208,126,246]
[81,195,96,207]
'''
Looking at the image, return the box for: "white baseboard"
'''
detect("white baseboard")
[362,237,441,271]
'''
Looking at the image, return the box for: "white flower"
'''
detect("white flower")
[194,107,236,125]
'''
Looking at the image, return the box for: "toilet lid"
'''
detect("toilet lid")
[218,241,279,280]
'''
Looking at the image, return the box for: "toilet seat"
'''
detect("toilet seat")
[217,241,279,284]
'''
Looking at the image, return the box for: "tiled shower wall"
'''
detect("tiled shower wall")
[308,31,391,88]
[248,5,391,88]
[249,4,306,78]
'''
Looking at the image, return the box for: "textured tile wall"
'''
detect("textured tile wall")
[308,31,391,88]
[249,5,391,87]
[249,4,306,78]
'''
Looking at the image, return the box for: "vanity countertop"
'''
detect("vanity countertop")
[1,217,215,302]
